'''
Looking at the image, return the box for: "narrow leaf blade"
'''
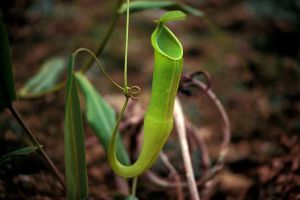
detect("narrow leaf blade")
[75,73,130,165]
[0,18,16,111]
[0,146,39,166]
[19,57,65,96]
[64,57,88,200]
[118,1,204,17]
[158,10,186,23]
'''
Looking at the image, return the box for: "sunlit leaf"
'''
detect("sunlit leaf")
[19,57,65,97]
[64,56,88,200]
[75,73,130,165]
[0,146,39,166]
[0,18,16,112]
[118,1,204,17]
[158,10,186,23]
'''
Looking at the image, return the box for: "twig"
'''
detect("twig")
[147,170,187,188]
[80,0,123,74]
[131,177,138,196]
[191,79,230,165]
[185,78,230,186]
[174,98,200,200]
[186,120,211,171]
[181,73,230,182]
[146,170,178,188]
[8,105,66,190]
[159,152,184,200]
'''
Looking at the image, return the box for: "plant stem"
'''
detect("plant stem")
[80,0,123,74]
[131,177,138,196]
[159,152,183,200]
[8,104,66,190]
[74,48,124,91]
[186,121,211,170]
[192,79,230,161]
[174,98,200,200]
[123,0,130,94]
[107,96,130,178]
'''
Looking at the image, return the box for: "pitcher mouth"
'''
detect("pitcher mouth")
[151,24,183,60]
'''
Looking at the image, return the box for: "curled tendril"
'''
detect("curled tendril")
[124,85,141,100]
[190,71,212,92]
[180,70,212,96]
[73,48,124,91]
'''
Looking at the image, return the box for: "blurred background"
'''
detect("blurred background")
[0,0,299,199]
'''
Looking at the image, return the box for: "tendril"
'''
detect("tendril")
[73,48,124,91]
[190,71,212,92]
[180,70,212,95]
[124,85,141,100]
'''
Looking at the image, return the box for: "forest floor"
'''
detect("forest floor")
[0,0,300,199]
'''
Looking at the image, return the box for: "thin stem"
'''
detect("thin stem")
[131,177,138,196]
[123,0,130,94]
[146,171,183,188]
[174,98,200,200]
[186,120,211,171]
[74,48,124,91]
[113,97,129,133]
[202,16,231,46]
[159,152,184,200]
[8,105,66,190]
[80,0,123,73]
[192,79,230,162]
[109,96,129,158]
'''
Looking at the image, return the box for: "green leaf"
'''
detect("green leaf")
[19,57,65,96]
[118,1,204,17]
[0,146,39,166]
[64,56,88,200]
[75,73,130,165]
[0,18,16,112]
[158,10,186,23]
